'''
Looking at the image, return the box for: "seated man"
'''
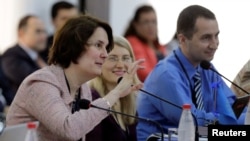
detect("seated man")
[136,5,246,141]
[39,1,79,62]
[1,15,47,95]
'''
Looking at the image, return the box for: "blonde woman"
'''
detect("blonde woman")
[87,36,141,141]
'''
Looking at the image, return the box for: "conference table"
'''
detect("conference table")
[1,122,208,141]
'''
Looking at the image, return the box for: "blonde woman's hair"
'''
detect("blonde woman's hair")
[88,35,141,130]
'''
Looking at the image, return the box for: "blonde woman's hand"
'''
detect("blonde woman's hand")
[115,58,145,98]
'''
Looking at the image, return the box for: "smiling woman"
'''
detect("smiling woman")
[6,15,144,141]
[87,36,141,141]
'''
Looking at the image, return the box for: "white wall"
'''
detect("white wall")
[109,0,150,37]
[1,0,249,86]
[109,0,250,86]
[0,0,78,53]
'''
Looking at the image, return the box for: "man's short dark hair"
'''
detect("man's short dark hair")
[51,1,75,20]
[18,15,37,30]
[48,15,114,68]
[177,5,216,39]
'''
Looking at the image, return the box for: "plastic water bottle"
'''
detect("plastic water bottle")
[178,104,195,141]
[24,122,38,141]
[244,99,250,124]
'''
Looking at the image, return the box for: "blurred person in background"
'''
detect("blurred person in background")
[1,15,47,97]
[124,4,166,82]
[40,1,79,62]
[6,15,144,141]
[87,36,141,141]
[231,59,250,97]
[165,32,179,56]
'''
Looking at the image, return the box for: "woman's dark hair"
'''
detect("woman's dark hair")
[124,5,155,38]
[123,5,160,46]
[48,15,113,68]
[124,5,155,37]
[177,5,216,39]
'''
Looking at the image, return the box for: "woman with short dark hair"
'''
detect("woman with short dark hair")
[6,15,144,141]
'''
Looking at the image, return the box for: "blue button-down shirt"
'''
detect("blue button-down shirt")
[136,48,246,141]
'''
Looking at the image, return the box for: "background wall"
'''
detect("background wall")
[0,0,249,86]
[85,0,110,23]
[109,0,149,37]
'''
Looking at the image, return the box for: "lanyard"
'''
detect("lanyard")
[173,50,197,108]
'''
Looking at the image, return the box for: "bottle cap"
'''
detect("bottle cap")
[27,122,36,129]
[182,104,191,109]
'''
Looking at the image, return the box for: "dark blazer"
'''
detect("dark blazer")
[1,44,40,95]
[0,55,15,110]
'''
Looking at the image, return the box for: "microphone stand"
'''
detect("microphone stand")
[139,89,199,141]
[201,60,249,95]
[201,60,250,118]
[210,68,249,95]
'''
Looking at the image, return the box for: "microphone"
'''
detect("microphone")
[117,77,200,141]
[200,60,250,118]
[79,99,164,141]
[200,60,250,95]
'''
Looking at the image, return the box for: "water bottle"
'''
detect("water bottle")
[178,104,195,141]
[24,122,38,141]
[244,99,250,124]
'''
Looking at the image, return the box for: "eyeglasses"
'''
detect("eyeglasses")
[86,41,105,49]
[86,41,111,52]
[106,55,132,63]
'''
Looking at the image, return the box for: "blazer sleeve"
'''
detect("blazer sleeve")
[25,81,110,140]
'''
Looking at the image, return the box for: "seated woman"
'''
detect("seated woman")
[6,15,144,141]
[87,36,141,141]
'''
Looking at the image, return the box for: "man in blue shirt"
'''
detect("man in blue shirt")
[136,5,246,141]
